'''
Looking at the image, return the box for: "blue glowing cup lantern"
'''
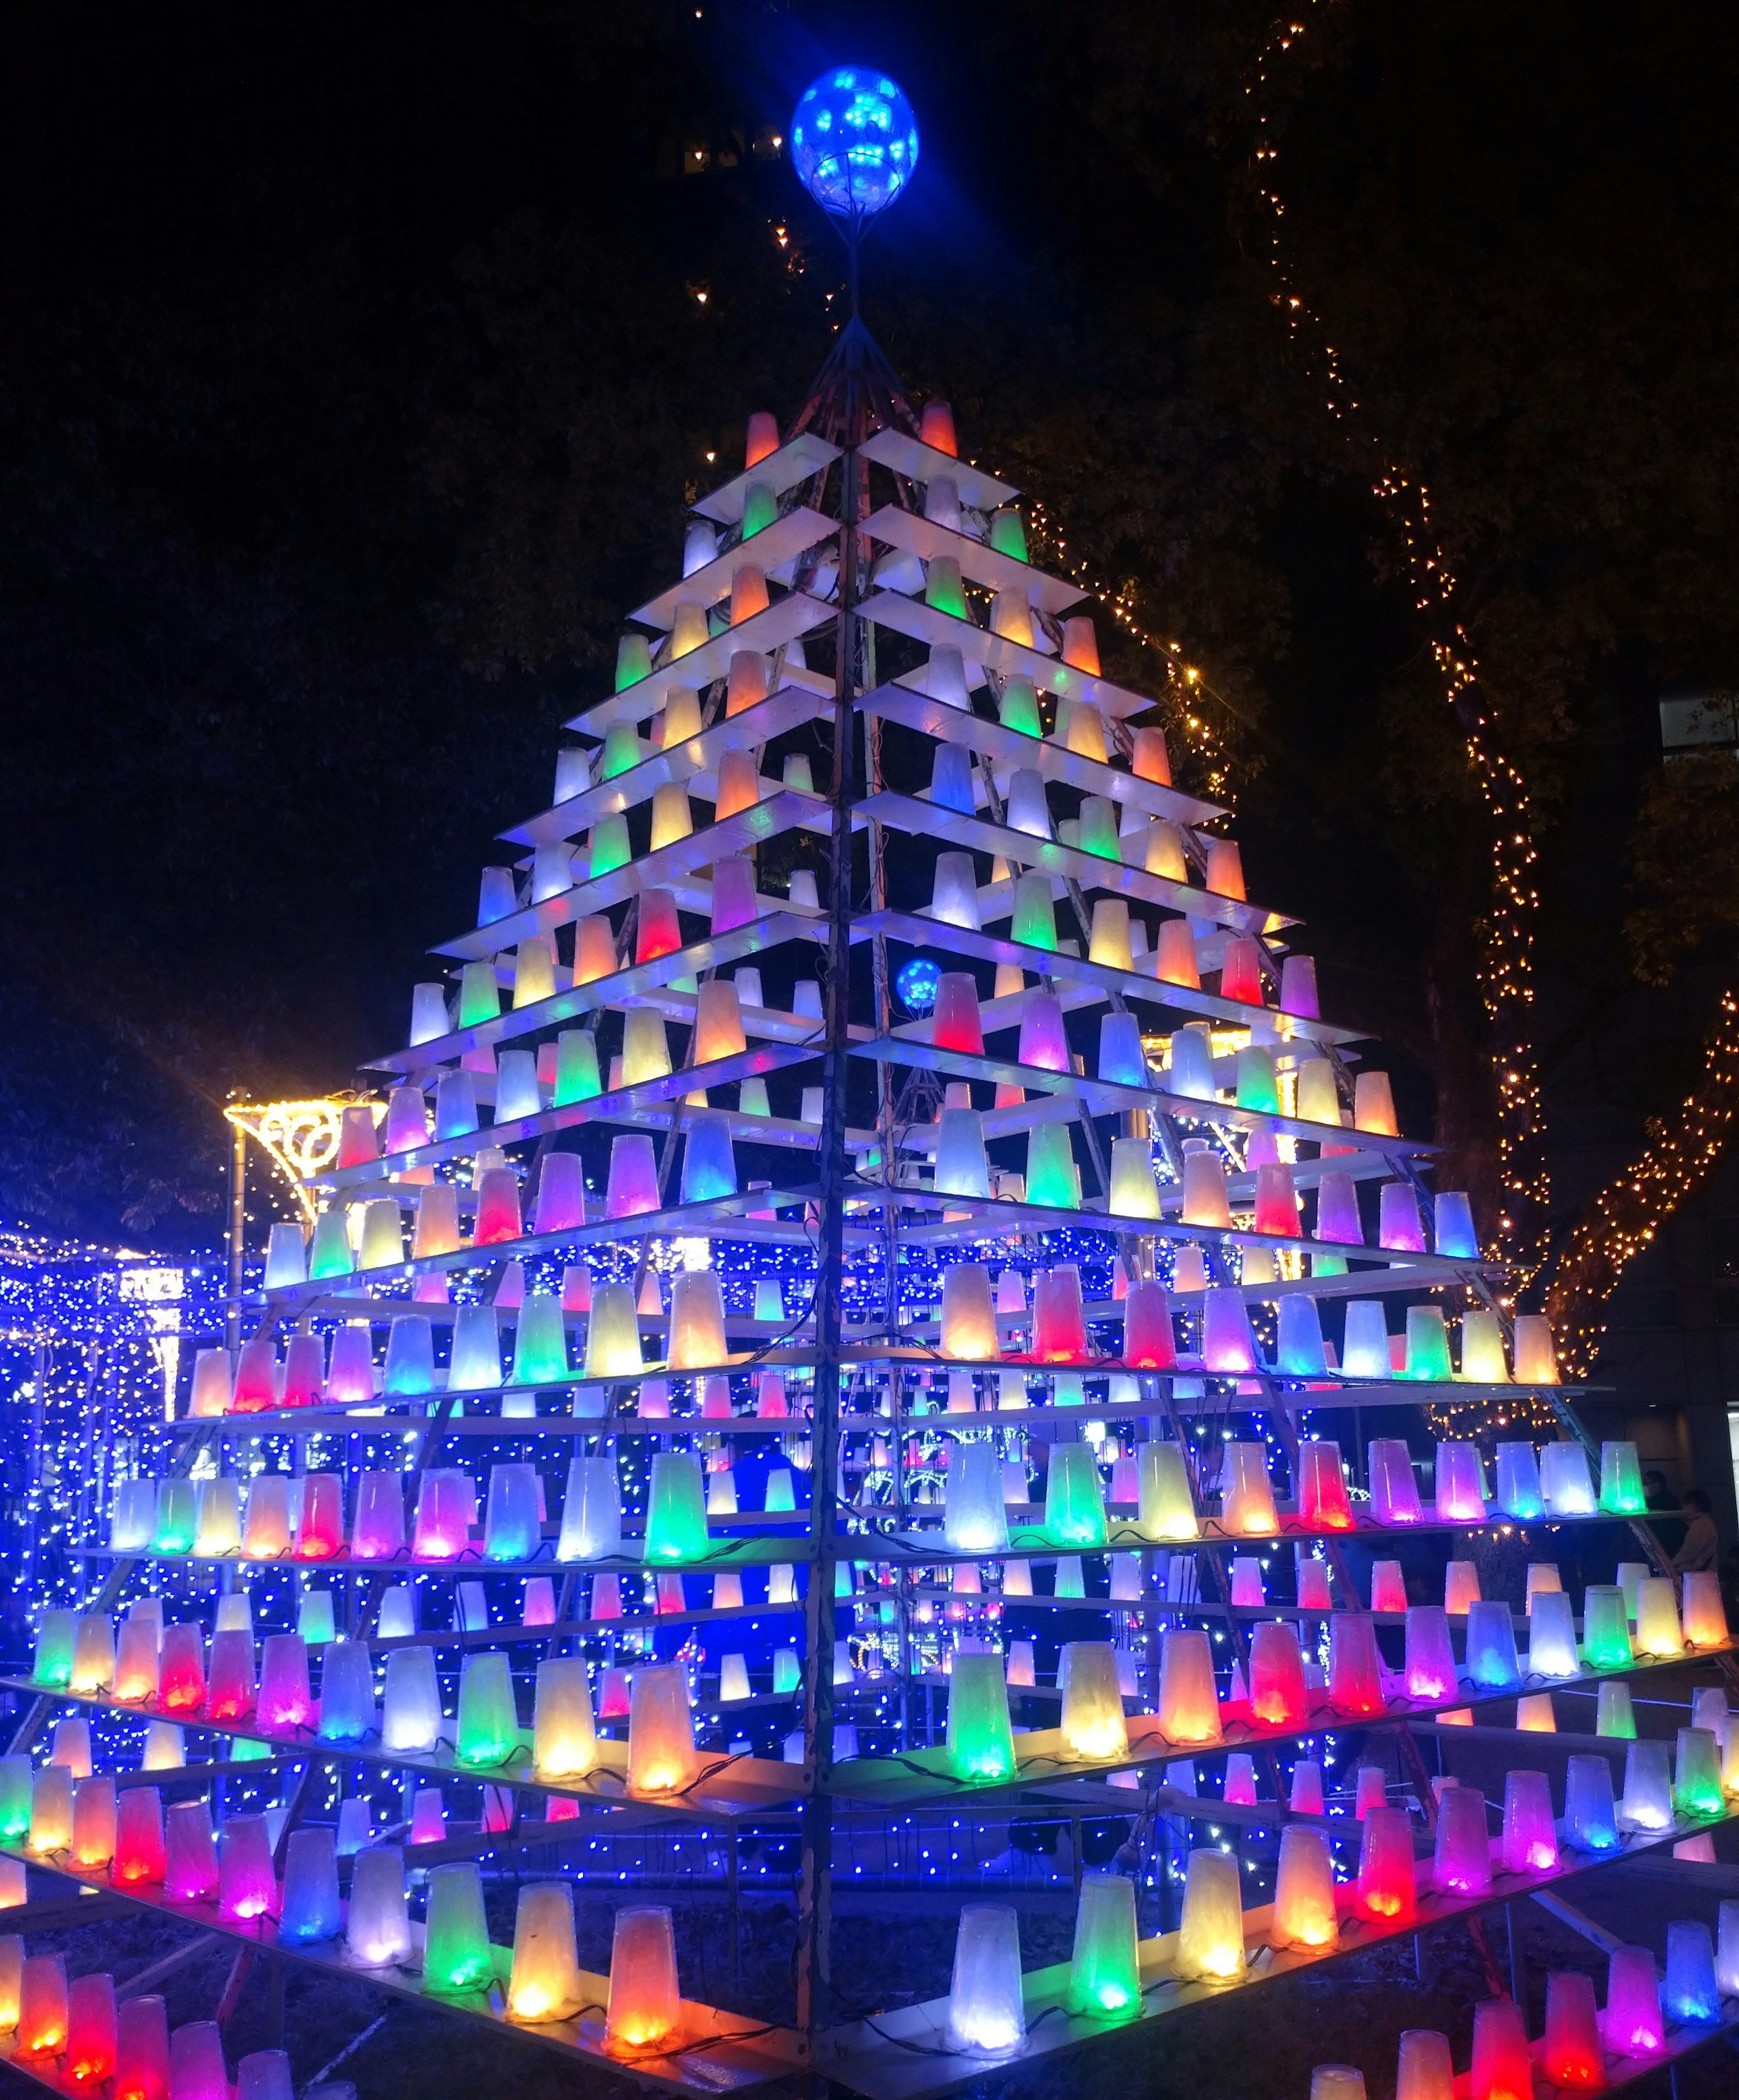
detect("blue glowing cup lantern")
[792,68,920,221]
[896,956,942,1015]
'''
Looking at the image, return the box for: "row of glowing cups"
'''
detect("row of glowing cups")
[105,1428,1652,1582]
[1309,1903,1739,2100]
[932,1736,1739,2061]
[932,1568,1731,1788]
[109,1447,735,1566]
[194,1268,750,1418]
[0,1953,291,2100]
[19,1626,701,1790]
[937,1432,1652,1558]
[0,1800,692,2061]
[928,1261,1560,1385]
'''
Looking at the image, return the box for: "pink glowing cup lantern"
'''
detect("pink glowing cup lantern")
[1432,1443,1487,1523]
[1403,1607,1459,1703]
[1432,1784,1492,1896]
[1501,1769,1559,1876]
[1603,1944,1665,2057]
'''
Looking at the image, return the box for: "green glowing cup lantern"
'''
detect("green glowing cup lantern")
[643,1453,710,1565]
[945,1652,1017,1783]
[1044,1445,1107,1550]
[1065,1872,1141,2017]
[455,1652,520,1768]
[423,1863,495,1994]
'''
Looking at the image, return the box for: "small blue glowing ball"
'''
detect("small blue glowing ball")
[896,956,942,1015]
[791,67,920,221]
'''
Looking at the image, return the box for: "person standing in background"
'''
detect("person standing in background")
[1672,1488,1718,1575]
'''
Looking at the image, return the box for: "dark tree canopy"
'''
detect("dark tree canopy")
[1,0,1737,1262]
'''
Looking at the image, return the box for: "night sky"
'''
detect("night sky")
[4,2,1739,1250]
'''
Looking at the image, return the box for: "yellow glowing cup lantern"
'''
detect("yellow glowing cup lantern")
[51,1718,92,1779]
[1512,1313,1557,1384]
[1515,1694,1557,1733]
[1220,1443,1278,1534]
[1176,1849,1247,1983]
[69,1615,115,1695]
[669,600,708,657]
[1145,822,1189,883]
[1683,1570,1730,1648]
[357,1196,404,1272]
[573,916,618,986]
[412,1182,462,1260]
[1065,701,1109,763]
[1138,1442,1199,1541]
[990,587,1033,648]
[605,1906,682,2056]
[193,1481,242,1559]
[1179,1149,1232,1228]
[1089,898,1133,970]
[649,782,694,852]
[1294,1058,1342,1128]
[1107,1139,1163,1221]
[113,1619,160,1703]
[29,1764,74,1855]
[628,1666,698,1795]
[620,1009,672,1087]
[1352,1070,1398,1136]
[532,1658,597,1779]
[1058,1643,1129,1762]
[940,1265,1000,1360]
[667,1270,727,1370]
[583,1283,644,1379]
[1272,1826,1338,1949]
[692,980,747,1064]
[141,1722,185,1771]
[713,747,761,823]
[1158,1629,1223,1745]
[514,935,556,1008]
[1457,1309,1510,1382]
[507,1880,585,2023]
[663,685,704,744]
[1634,1576,1685,1658]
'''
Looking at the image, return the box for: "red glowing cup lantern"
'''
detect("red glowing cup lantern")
[230,1334,278,1414]
[17,1952,68,2057]
[1298,1442,1354,1529]
[293,1474,345,1561]
[1355,1805,1416,1922]
[156,1624,206,1714]
[634,887,683,965]
[1542,1971,1604,2090]
[1252,1161,1300,1237]
[113,1786,167,1888]
[1469,1999,1533,2100]
[1219,935,1263,1005]
[1326,1615,1385,1716]
[932,974,985,1055]
[65,1971,117,2087]
[1247,1622,1309,1728]
[471,1166,523,1246]
[1032,1267,1089,1362]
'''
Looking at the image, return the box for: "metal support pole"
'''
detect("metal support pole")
[795,405,862,2052]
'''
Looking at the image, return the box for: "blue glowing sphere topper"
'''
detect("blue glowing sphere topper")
[896,956,942,1014]
[791,67,919,221]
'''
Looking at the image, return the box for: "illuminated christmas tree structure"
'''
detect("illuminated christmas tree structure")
[5,62,1739,2100]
